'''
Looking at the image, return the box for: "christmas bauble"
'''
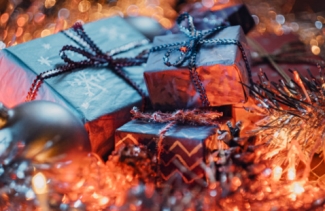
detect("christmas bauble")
[0,101,91,164]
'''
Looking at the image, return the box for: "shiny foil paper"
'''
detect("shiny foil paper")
[145,25,251,111]
[0,17,149,158]
[115,119,230,184]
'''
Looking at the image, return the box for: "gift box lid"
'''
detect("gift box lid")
[116,119,217,142]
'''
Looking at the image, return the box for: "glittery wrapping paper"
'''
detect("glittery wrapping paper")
[0,16,150,158]
[115,119,230,184]
[144,25,251,111]
[173,4,255,34]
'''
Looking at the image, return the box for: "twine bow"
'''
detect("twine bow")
[26,22,149,106]
[131,106,223,127]
[150,13,252,107]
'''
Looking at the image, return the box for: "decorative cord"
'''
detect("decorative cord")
[26,22,150,110]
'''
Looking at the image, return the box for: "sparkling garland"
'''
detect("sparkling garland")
[245,65,325,183]
[0,0,180,47]
[3,94,325,210]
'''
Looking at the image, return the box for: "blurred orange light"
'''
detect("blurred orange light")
[100,197,109,206]
[0,13,9,24]
[15,27,24,37]
[287,167,296,180]
[17,15,28,27]
[23,33,32,42]
[32,172,47,194]
[311,45,321,55]
[316,35,324,45]
[291,182,304,194]
[41,29,51,37]
[45,0,56,8]
[78,0,91,13]
[273,166,282,181]
[310,39,318,46]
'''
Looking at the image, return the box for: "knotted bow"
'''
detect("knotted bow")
[26,22,149,105]
[150,13,252,107]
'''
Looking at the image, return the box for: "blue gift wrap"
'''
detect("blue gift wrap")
[0,17,150,157]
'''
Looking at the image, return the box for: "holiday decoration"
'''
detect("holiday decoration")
[0,144,155,210]
[0,100,90,210]
[2,1,325,210]
[145,13,252,111]
[233,33,324,133]
[246,66,325,180]
[0,100,90,163]
[0,17,150,158]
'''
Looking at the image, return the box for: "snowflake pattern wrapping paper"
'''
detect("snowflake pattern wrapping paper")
[0,17,150,158]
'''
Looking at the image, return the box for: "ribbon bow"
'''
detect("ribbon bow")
[26,22,149,105]
[150,13,252,107]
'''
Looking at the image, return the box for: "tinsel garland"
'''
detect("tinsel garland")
[246,66,325,180]
[4,92,325,211]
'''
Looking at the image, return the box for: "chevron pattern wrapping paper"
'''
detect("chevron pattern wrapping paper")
[115,119,230,184]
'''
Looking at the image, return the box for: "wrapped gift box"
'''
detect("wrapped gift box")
[144,25,251,111]
[115,119,230,184]
[0,17,150,158]
[173,4,255,34]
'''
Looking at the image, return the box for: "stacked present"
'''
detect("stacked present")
[0,4,258,184]
[3,1,325,210]
[116,10,254,183]
[5,3,323,185]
